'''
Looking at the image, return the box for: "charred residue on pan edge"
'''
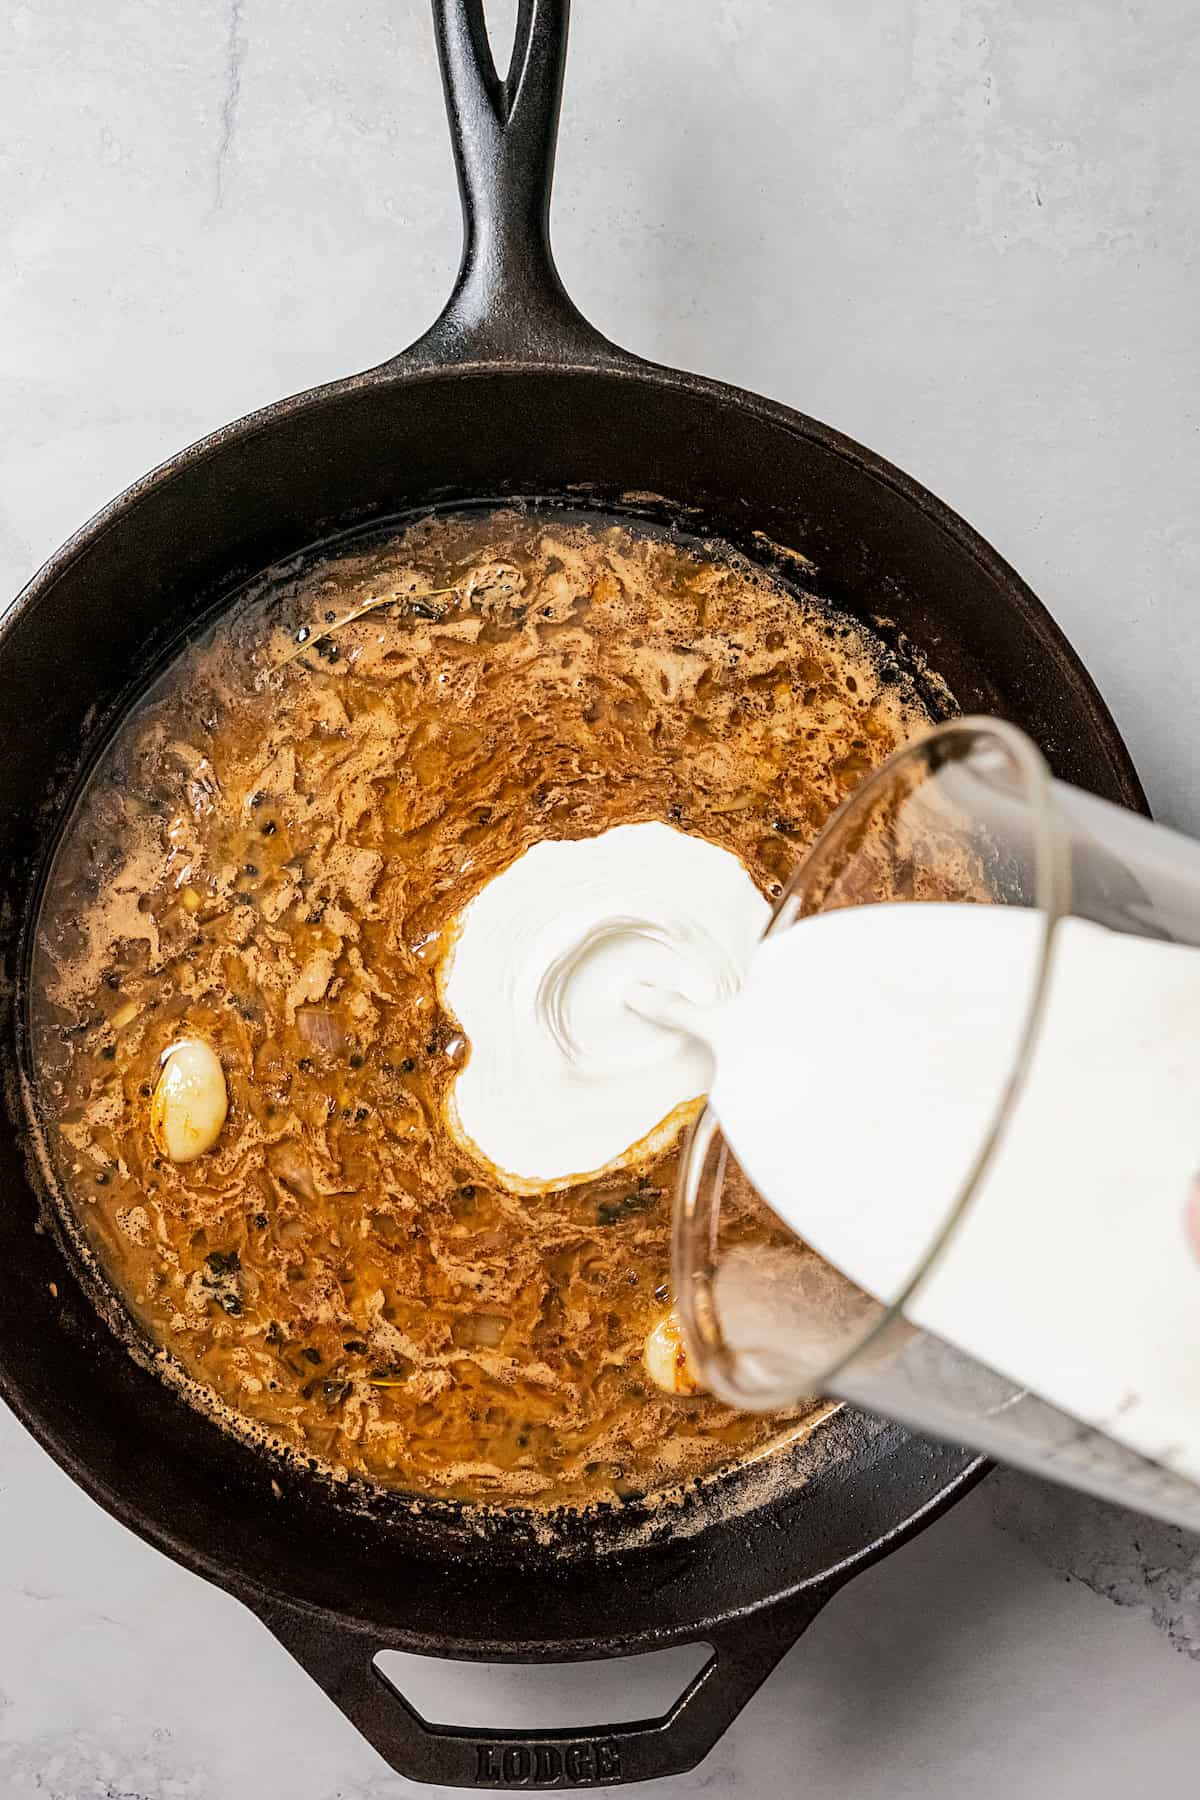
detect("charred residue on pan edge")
[14,1082,851,1561]
[19,1023,850,1559]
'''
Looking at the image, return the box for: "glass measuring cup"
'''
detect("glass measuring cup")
[673,717,1200,1530]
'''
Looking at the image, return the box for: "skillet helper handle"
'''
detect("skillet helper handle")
[257,1583,838,1789]
[400,0,616,368]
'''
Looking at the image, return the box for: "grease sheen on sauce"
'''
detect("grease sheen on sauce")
[31,510,941,1507]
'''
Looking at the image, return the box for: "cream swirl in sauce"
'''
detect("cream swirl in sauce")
[440,822,769,1193]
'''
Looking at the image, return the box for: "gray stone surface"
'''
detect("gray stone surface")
[3,0,1200,1793]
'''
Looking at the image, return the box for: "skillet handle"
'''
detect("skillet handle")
[256,1581,840,1789]
[395,0,620,370]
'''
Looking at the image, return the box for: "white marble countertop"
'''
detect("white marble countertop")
[3,2,1200,1794]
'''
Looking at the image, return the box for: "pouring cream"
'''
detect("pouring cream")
[659,900,1200,1488]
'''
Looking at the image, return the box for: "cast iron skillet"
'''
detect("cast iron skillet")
[0,0,1145,1788]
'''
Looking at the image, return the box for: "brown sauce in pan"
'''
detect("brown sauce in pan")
[31,509,942,1507]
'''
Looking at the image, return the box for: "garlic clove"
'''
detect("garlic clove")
[643,1310,704,1397]
[150,1039,228,1163]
